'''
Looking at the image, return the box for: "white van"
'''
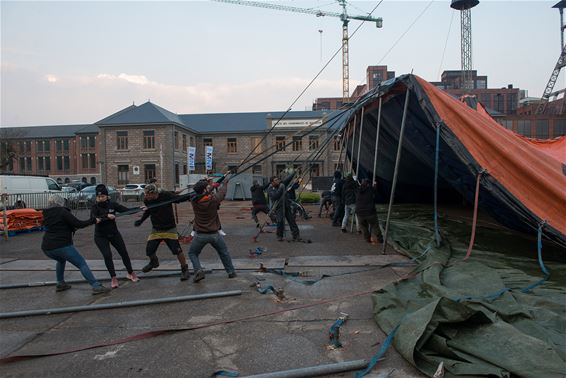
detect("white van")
[0,175,62,209]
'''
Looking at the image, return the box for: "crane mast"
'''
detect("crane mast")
[211,0,383,101]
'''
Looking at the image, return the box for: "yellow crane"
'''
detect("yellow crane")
[211,0,383,101]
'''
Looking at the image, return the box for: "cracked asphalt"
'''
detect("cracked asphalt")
[0,202,425,377]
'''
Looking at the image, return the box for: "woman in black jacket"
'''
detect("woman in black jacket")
[91,184,138,289]
[41,195,110,295]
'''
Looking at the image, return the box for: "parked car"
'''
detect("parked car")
[77,185,119,207]
[0,174,62,209]
[121,184,146,202]
[61,186,80,208]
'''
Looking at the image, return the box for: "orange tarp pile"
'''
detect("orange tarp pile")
[0,209,43,231]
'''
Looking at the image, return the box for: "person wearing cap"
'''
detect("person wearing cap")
[91,184,139,289]
[188,175,236,282]
[267,171,300,242]
[41,195,110,295]
[134,184,191,280]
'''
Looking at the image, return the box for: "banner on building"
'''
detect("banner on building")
[188,147,196,171]
[205,146,213,171]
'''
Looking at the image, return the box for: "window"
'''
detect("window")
[554,119,566,137]
[175,163,180,185]
[37,156,51,171]
[37,140,50,154]
[183,164,187,175]
[56,139,69,153]
[252,165,262,175]
[117,131,128,150]
[292,136,302,152]
[535,120,549,139]
[174,132,179,150]
[19,141,32,154]
[494,94,504,113]
[81,153,96,169]
[333,136,341,151]
[227,138,237,153]
[250,136,263,153]
[292,164,303,176]
[203,138,213,147]
[143,130,155,149]
[275,136,286,151]
[90,177,97,185]
[190,136,195,146]
[118,165,129,185]
[182,134,187,150]
[80,136,95,149]
[46,178,60,191]
[19,157,32,172]
[144,164,156,183]
[507,93,517,113]
[308,135,319,151]
[56,156,63,171]
[310,163,321,177]
[64,156,70,170]
[275,164,286,176]
[499,120,513,130]
[517,120,531,137]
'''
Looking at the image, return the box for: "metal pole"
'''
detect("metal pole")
[0,290,242,319]
[355,107,365,178]
[382,89,411,254]
[1,194,8,241]
[349,114,357,173]
[372,98,383,186]
[433,123,442,247]
[243,359,370,378]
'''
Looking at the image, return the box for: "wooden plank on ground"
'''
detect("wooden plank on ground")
[286,255,407,267]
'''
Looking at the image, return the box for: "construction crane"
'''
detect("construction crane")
[211,0,383,101]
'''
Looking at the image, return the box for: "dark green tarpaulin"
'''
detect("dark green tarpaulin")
[373,205,566,377]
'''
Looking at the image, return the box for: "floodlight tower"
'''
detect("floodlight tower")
[451,0,479,90]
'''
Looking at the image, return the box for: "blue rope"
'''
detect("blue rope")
[354,324,400,378]
[256,285,278,295]
[433,124,441,247]
[521,221,550,293]
[211,370,239,377]
[329,317,347,348]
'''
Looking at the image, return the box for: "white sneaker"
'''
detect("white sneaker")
[190,230,196,237]
[219,230,227,236]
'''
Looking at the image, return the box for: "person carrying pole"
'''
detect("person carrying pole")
[134,184,191,281]
[41,195,110,295]
[187,174,237,282]
[250,179,270,227]
[341,173,360,233]
[355,178,383,245]
[267,171,300,242]
[91,184,139,289]
[330,170,344,227]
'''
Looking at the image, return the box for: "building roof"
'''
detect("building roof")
[0,124,94,138]
[96,101,185,126]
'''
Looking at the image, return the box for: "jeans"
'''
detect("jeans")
[188,232,235,274]
[341,204,359,231]
[43,245,101,288]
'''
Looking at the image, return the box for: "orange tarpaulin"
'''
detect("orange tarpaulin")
[0,209,43,231]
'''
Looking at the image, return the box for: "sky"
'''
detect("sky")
[1,0,563,126]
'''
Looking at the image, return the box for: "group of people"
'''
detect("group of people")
[41,174,236,294]
[328,170,384,245]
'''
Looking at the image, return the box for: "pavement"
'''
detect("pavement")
[0,202,426,378]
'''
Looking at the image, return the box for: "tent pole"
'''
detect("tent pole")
[382,89,411,254]
[434,123,442,247]
[355,107,365,178]
[349,114,357,173]
[372,98,383,186]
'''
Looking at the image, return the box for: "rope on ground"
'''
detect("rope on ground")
[354,324,400,378]
[463,169,486,260]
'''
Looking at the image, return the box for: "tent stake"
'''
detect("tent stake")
[382,89,411,254]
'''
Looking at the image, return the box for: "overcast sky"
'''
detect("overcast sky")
[1,0,562,126]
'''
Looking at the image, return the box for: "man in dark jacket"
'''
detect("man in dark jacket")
[341,173,360,233]
[267,172,300,241]
[250,180,270,226]
[330,170,344,226]
[42,195,110,294]
[355,179,384,244]
[91,184,138,289]
[134,184,191,280]
[188,176,236,282]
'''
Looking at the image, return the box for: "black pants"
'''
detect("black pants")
[94,233,133,277]
[251,204,270,223]
[357,213,383,242]
[275,206,300,239]
[318,198,332,217]
[331,196,344,225]
[146,238,183,257]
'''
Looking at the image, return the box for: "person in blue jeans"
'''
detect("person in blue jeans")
[188,176,236,283]
[41,195,110,295]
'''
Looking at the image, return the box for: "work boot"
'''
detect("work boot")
[180,264,190,281]
[92,285,111,295]
[55,282,72,292]
[142,256,159,273]
[228,271,237,279]
[193,269,205,283]
[111,277,119,289]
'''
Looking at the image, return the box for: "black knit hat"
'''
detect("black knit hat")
[95,184,109,196]
[193,179,208,195]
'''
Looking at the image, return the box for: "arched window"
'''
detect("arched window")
[56,178,63,184]
[81,177,87,183]
[90,177,97,185]
[64,177,71,184]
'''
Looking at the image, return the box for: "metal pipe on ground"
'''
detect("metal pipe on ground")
[243,359,371,378]
[0,270,213,290]
[0,290,242,319]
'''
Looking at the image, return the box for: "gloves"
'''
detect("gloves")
[134,219,142,227]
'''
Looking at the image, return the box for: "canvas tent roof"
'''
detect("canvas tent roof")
[339,74,566,247]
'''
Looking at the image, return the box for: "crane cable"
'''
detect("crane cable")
[233,0,386,172]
